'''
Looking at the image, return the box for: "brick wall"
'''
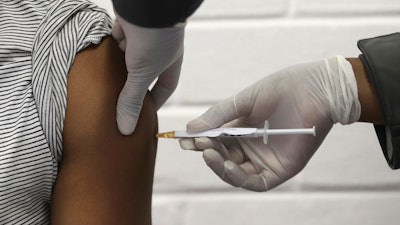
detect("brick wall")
[93,0,400,224]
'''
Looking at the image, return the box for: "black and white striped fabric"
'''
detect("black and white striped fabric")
[0,0,112,223]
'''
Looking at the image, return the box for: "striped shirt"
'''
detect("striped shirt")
[0,0,112,223]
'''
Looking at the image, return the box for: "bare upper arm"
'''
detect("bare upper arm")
[51,36,157,225]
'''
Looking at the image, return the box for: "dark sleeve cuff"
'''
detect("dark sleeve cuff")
[112,0,203,28]
[357,32,400,169]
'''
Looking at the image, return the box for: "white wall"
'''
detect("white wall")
[92,0,400,224]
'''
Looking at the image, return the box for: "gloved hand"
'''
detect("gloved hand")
[180,56,361,191]
[112,12,185,135]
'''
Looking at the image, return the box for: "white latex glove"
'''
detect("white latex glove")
[180,56,361,191]
[112,12,185,135]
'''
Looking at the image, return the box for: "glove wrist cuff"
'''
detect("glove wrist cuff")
[325,55,361,125]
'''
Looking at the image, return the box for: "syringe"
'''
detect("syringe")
[156,121,316,144]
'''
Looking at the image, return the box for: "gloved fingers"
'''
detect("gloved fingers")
[180,137,244,165]
[196,138,229,160]
[111,19,126,50]
[116,73,153,135]
[150,55,183,110]
[195,138,245,164]
[224,161,268,192]
[179,137,216,151]
[179,137,221,152]
[239,161,258,174]
[179,138,199,151]
[179,137,217,151]
[193,137,218,148]
[203,149,232,184]
[226,144,246,164]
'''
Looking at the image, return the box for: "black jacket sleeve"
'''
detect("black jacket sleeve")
[357,32,400,169]
[112,0,203,28]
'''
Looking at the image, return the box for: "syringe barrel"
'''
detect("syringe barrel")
[265,128,315,135]
[254,129,313,136]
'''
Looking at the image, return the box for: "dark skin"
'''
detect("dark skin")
[51,37,157,225]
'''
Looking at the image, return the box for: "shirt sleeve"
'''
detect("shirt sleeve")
[112,0,204,28]
[357,32,400,169]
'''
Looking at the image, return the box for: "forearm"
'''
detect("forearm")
[347,58,384,124]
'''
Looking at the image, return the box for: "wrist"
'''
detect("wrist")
[322,56,361,125]
[346,58,384,124]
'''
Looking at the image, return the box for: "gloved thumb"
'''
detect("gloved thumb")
[116,73,151,135]
[187,93,252,132]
